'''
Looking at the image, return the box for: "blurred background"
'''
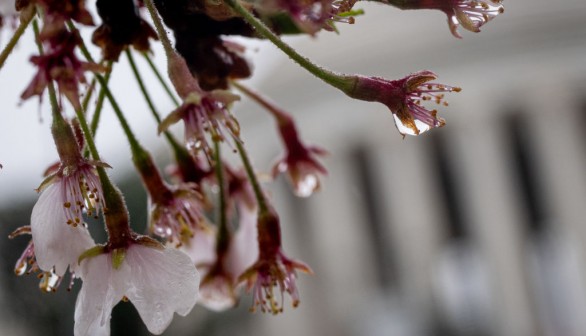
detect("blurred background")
[2,0,586,335]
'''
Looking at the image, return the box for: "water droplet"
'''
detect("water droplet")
[15,261,27,276]
[294,174,318,198]
[39,272,60,292]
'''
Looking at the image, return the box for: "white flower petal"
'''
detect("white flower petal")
[75,254,127,336]
[180,226,217,267]
[199,277,237,312]
[226,205,258,280]
[31,183,95,276]
[124,245,199,335]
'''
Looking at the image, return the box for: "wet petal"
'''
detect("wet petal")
[31,184,95,276]
[75,253,126,336]
[124,245,199,335]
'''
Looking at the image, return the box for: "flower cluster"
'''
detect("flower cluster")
[1,0,504,334]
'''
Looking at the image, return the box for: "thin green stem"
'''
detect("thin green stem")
[82,66,111,158]
[224,0,353,92]
[125,50,162,124]
[31,19,60,116]
[0,7,35,72]
[214,141,230,253]
[81,77,97,114]
[74,103,102,163]
[97,75,143,152]
[31,19,42,54]
[125,50,188,157]
[234,138,268,214]
[33,19,79,166]
[70,32,141,155]
[89,64,112,135]
[143,52,179,106]
[67,21,146,156]
[143,0,174,55]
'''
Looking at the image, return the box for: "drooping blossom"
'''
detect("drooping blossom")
[272,116,328,197]
[160,51,241,159]
[230,82,327,197]
[389,0,504,38]
[226,164,256,211]
[131,147,207,246]
[19,107,103,289]
[179,162,259,311]
[198,266,238,312]
[438,0,504,38]
[28,121,105,284]
[254,0,337,34]
[10,225,87,292]
[32,0,94,39]
[165,151,212,188]
[345,70,461,136]
[323,0,359,32]
[159,90,241,157]
[92,0,157,61]
[239,209,311,314]
[446,0,504,38]
[75,241,200,335]
[21,28,104,111]
[149,183,206,245]
[250,0,359,34]
[30,180,98,277]
[9,182,96,293]
[164,153,214,213]
[37,153,106,225]
[16,0,93,23]
[197,203,259,311]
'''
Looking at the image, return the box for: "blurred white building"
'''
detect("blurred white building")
[225,1,586,336]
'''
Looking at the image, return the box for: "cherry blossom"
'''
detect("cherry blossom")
[75,243,199,335]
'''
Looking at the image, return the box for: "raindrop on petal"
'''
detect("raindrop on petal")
[294,174,318,198]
